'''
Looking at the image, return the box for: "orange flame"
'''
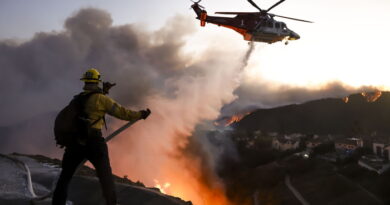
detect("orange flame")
[342,96,349,103]
[107,61,245,205]
[361,91,382,102]
[154,179,171,194]
[221,112,251,127]
[225,115,245,126]
[109,107,234,205]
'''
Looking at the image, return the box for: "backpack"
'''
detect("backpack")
[54,91,101,147]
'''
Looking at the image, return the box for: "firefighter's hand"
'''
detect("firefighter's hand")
[140,109,151,120]
[103,82,116,94]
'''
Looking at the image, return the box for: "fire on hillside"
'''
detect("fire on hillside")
[342,91,382,103]
[361,91,382,102]
[215,112,252,127]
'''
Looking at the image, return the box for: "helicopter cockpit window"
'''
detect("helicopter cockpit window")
[267,22,273,28]
[276,23,281,29]
[282,23,288,31]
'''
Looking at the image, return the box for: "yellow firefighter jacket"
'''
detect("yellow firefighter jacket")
[82,89,142,130]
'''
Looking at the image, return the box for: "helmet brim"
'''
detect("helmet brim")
[80,78,102,83]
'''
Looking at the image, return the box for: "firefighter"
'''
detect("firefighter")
[52,68,151,205]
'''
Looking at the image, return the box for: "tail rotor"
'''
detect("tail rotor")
[191,0,205,9]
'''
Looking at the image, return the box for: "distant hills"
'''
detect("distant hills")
[235,91,390,136]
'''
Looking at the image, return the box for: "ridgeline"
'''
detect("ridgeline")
[235,91,390,136]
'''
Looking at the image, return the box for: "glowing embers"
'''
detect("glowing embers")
[154,179,171,194]
[150,166,231,205]
[361,91,382,102]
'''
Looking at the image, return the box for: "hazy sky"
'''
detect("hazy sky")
[1,0,390,88]
[0,0,187,39]
[0,0,348,39]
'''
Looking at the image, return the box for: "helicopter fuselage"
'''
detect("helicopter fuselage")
[192,3,300,44]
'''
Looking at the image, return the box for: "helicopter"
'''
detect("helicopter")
[191,0,313,44]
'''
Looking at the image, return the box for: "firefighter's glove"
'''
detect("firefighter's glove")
[103,82,116,94]
[140,109,151,120]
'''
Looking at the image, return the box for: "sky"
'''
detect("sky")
[1,0,389,89]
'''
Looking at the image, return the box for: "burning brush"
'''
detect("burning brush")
[361,91,382,102]
[215,111,252,127]
[342,91,382,103]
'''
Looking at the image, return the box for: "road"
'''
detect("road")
[252,174,310,205]
[336,173,383,205]
[285,175,310,205]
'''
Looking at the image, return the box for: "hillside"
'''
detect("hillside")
[235,91,390,136]
[0,153,191,205]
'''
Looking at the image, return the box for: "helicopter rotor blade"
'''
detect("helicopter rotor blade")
[266,0,285,12]
[190,0,205,9]
[270,14,314,23]
[247,0,262,12]
[215,11,259,15]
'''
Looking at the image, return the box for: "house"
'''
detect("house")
[287,133,305,139]
[373,142,390,160]
[334,138,363,153]
[306,135,331,149]
[306,139,323,149]
[361,134,387,150]
[358,139,390,174]
[272,136,300,151]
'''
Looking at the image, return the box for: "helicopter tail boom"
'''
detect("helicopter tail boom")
[200,11,207,27]
[191,3,208,26]
[192,2,238,28]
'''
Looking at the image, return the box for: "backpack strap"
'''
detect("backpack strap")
[78,91,107,130]
[89,115,107,130]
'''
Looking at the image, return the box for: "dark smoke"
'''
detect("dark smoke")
[0,8,249,203]
[0,8,195,155]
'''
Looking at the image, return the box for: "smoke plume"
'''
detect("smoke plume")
[0,8,252,204]
[221,80,380,117]
[0,7,382,205]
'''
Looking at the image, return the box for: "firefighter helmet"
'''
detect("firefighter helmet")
[81,68,101,83]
